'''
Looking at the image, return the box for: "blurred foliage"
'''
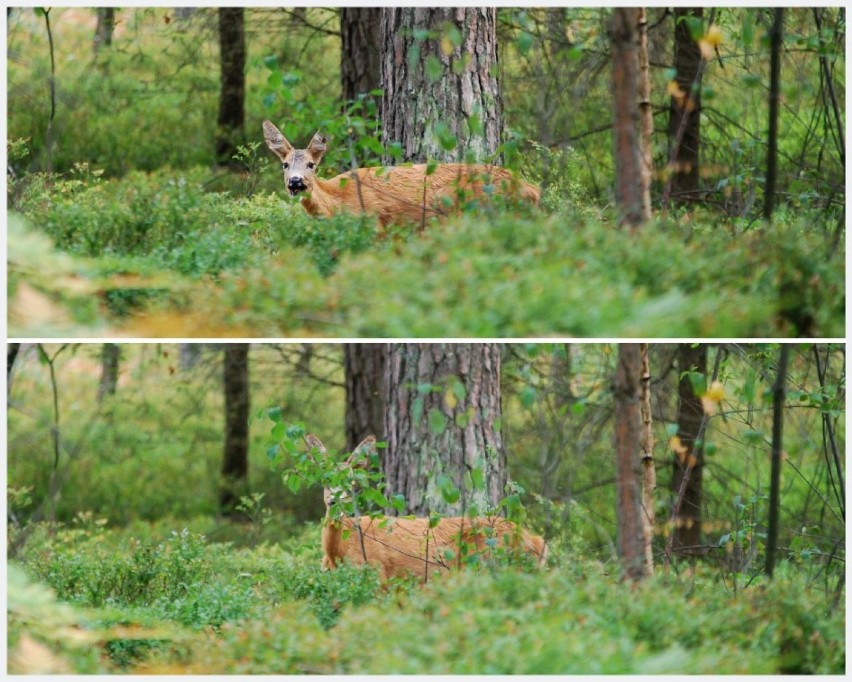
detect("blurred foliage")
[10,519,845,674]
[8,168,845,337]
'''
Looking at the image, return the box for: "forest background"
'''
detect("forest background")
[6,341,846,673]
[6,7,845,337]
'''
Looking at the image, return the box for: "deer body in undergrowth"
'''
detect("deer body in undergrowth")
[263,121,541,228]
[306,434,548,583]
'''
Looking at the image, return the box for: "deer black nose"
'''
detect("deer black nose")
[288,175,307,195]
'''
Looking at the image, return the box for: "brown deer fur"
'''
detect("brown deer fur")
[306,434,548,583]
[263,121,540,228]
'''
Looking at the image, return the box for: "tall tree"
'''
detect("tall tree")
[380,8,503,164]
[340,8,382,104]
[98,343,120,401]
[216,8,246,167]
[763,8,784,221]
[382,343,506,516]
[614,343,648,581]
[639,343,656,574]
[765,343,789,577]
[671,343,707,553]
[343,343,387,452]
[610,8,648,227]
[221,344,250,514]
[637,8,654,217]
[665,8,704,205]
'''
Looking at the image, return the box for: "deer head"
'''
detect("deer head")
[262,121,328,197]
[304,434,376,509]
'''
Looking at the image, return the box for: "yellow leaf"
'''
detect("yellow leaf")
[705,380,725,402]
[444,389,458,411]
[440,35,454,57]
[704,25,723,47]
[669,435,687,456]
[700,395,718,416]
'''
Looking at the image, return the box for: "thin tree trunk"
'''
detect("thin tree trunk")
[672,343,707,553]
[765,344,789,577]
[380,8,503,164]
[383,343,505,516]
[637,8,653,219]
[343,343,388,452]
[216,8,246,167]
[610,8,646,228]
[665,8,703,205]
[98,343,120,401]
[340,8,382,104]
[639,343,656,575]
[93,8,115,54]
[763,8,784,221]
[221,344,250,514]
[614,343,648,581]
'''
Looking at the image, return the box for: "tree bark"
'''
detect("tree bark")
[763,8,784,221]
[765,344,789,577]
[221,344,250,514]
[98,343,120,401]
[93,8,115,54]
[639,343,656,575]
[672,343,707,553]
[383,343,506,516]
[380,7,503,164]
[340,8,382,104]
[637,8,654,219]
[614,343,648,581]
[610,8,647,227]
[216,8,246,167]
[343,343,388,452]
[666,8,703,205]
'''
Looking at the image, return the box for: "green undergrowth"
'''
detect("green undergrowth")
[9,519,845,674]
[9,168,844,337]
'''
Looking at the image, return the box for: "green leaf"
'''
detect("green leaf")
[286,474,301,494]
[470,467,485,491]
[429,511,442,528]
[412,396,424,424]
[391,495,406,512]
[407,44,420,72]
[262,54,279,70]
[425,55,443,82]
[665,423,680,437]
[428,408,447,434]
[426,159,438,175]
[517,31,534,54]
[520,386,537,408]
[441,485,460,505]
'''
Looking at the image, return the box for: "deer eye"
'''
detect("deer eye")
[307,162,315,169]
[282,162,289,169]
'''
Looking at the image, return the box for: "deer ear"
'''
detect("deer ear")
[348,435,376,468]
[262,120,293,161]
[308,131,328,158]
[304,433,327,455]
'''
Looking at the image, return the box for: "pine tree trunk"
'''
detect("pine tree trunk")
[672,343,706,553]
[343,343,388,452]
[383,343,506,516]
[340,8,382,104]
[610,8,647,227]
[666,7,703,205]
[614,343,648,581]
[216,8,246,167]
[221,344,250,514]
[380,7,503,164]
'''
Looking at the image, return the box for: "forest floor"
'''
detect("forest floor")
[9,518,845,674]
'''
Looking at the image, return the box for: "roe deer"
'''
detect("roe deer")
[262,121,541,228]
[306,434,548,583]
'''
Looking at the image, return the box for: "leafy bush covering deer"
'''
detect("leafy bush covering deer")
[303,433,547,583]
